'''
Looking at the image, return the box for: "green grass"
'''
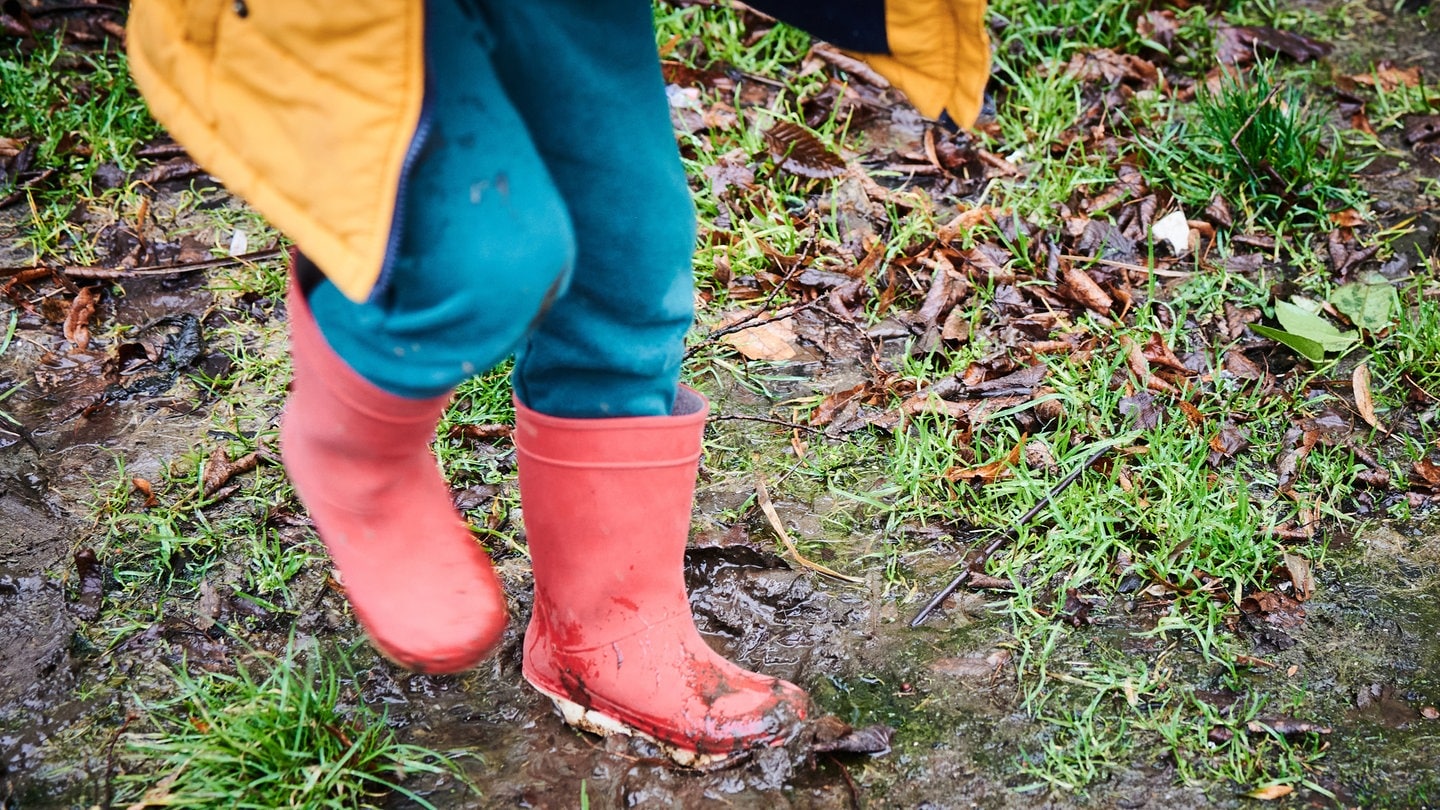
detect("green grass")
[1140,58,1365,229]
[120,639,473,809]
[8,0,1435,803]
[0,310,21,427]
[1,31,162,262]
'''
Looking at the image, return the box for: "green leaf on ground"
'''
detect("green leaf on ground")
[1250,324,1328,362]
[1250,299,1359,362]
[1330,277,1399,331]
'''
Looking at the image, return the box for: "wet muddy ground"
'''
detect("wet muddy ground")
[4,0,1440,807]
[4,256,1439,808]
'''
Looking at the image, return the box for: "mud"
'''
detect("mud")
[4,260,1440,809]
[5,2,1440,808]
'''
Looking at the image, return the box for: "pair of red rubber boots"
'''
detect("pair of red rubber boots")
[279,284,806,766]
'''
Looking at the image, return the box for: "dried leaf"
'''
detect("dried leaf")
[1412,458,1440,489]
[1240,591,1307,629]
[1141,333,1190,374]
[812,383,867,426]
[195,578,222,631]
[722,318,799,361]
[812,722,895,755]
[1353,361,1381,430]
[1283,553,1315,601]
[1244,784,1294,800]
[1064,48,1160,89]
[132,477,159,508]
[1404,115,1440,156]
[63,286,99,350]
[1061,588,1094,627]
[72,548,104,622]
[970,364,1047,397]
[1208,423,1250,464]
[1348,61,1423,92]
[1215,24,1332,65]
[1247,717,1331,736]
[944,438,1024,485]
[1119,391,1164,430]
[703,149,755,197]
[1061,265,1114,313]
[450,423,513,441]
[764,122,847,179]
[202,447,259,498]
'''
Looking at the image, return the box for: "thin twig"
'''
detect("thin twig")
[0,248,284,280]
[1059,254,1193,278]
[685,245,815,359]
[708,413,824,434]
[100,711,136,810]
[909,443,1114,627]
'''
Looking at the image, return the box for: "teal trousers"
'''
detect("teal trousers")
[305,0,695,418]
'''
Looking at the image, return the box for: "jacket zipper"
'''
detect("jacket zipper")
[371,81,433,302]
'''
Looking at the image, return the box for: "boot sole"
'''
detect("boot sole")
[526,678,753,770]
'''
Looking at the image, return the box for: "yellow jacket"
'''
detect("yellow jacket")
[127,0,988,303]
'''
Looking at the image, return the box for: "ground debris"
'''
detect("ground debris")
[807,715,895,756]
[201,446,260,500]
[70,547,103,621]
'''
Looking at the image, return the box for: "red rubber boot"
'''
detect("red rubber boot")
[514,388,808,768]
[280,280,507,673]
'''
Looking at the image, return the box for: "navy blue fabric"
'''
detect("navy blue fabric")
[746,0,889,54]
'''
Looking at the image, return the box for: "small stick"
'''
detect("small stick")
[909,443,1113,627]
[0,248,283,280]
[708,413,824,434]
[1058,254,1193,278]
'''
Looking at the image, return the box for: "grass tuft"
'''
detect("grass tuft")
[121,640,471,809]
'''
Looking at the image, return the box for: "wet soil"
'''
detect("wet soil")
[6,261,1435,809]
[4,2,1440,808]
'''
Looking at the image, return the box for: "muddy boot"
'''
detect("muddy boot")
[514,387,808,768]
[280,279,507,673]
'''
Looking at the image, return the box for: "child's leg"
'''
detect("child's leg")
[479,0,810,765]
[304,1,577,398]
[282,0,577,672]
[485,0,697,418]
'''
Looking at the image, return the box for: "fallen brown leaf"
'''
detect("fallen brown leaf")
[722,317,799,361]
[63,286,99,350]
[1244,784,1294,801]
[1247,716,1331,736]
[1282,553,1315,601]
[943,438,1024,485]
[811,722,895,755]
[1240,590,1307,629]
[132,477,159,508]
[202,447,259,499]
[1348,61,1422,92]
[765,122,847,179]
[1353,361,1382,430]
[812,383,868,427]
[1061,265,1114,313]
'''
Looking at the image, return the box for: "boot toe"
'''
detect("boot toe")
[357,571,508,674]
